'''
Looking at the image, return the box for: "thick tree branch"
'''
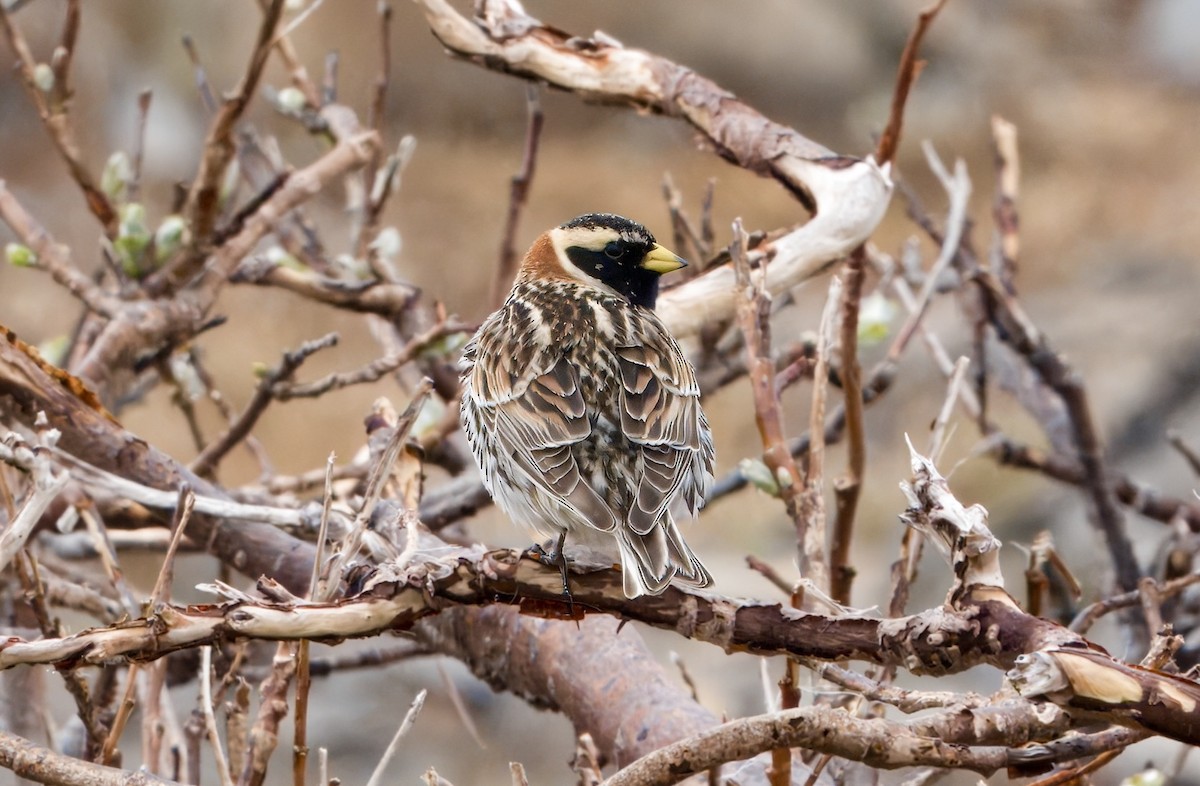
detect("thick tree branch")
[0,728,178,786]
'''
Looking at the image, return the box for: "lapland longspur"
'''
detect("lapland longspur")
[460,214,714,598]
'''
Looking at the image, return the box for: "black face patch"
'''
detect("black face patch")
[561,214,665,308]
[566,239,662,308]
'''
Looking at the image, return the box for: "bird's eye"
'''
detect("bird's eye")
[603,242,622,259]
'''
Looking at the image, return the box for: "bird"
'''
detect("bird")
[460,213,714,598]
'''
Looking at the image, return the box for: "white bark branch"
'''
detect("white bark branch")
[414,0,893,339]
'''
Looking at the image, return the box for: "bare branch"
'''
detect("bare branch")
[190,333,339,476]
[830,245,867,604]
[0,181,121,316]
[0,5,118,233]
[415,0,892,340]
[365,690,427,786]
[178,0,286,274]
[0,728,179,786]
[491,85,544,306]
[874,0,949,166]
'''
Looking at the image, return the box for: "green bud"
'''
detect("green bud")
[33,63,54,93]
[411,396,444,440]
[419,331,469,359]
[857,291,897,346]
[265,245,303,270]
[1121,769,1165,786]
[38,335,69,367]
[154,215,190,262]
[5,242,36,268]
[101,151,133,202]
[116,203,152,277]
[370,227,402,261]
[219,159,241,207]
[738,458,780,496]
[276,86,306,114]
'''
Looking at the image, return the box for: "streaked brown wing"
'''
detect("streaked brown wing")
[464,311,619,532]
[615,334,713,536]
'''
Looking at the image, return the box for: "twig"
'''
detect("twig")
[0,4,118,233]
[874,0,949,166]
[310,454,336,597]
[604,705,1010,784]
[364,690,427,786]
[731,220,812,588]
[351,3,401,281]
[200,646,236,786]
[661,172,710,265]
[293,455,334,786]
[1069,573,1200,634]
[261,0,322,108]
[991,115,1020,291]
[76,507,142,617]
[0,728,179,786]
[993,438,1200,529]
[892,143,971,357]
[100,666,140,766]
[239,643,430,680]
[239,643,295,786]
[251,458,367,496]
[0,441,69,573]
[491,84,544,306]
[745,555,793,596]
[435,660,485,749]
[1167,429,1200,477]
[187,349,275,478]
[129,90,154,203]
[928,357,970,462]
[319,378,434,599]
[14,554,106,759]
[178,0,286,276]
[830,245,867,605]
[0,181,120,317]
[271,321,460,400]
[573,734,603,786]
[49,0,80,108]
[910,144,1141,594]
[275,0,327,41]
[148,486,197,607]
[798,276,844,593]
[803,660,986,713]
[230,263,419,316]
[225,679,251,779]
[1025,748,1124,786]
[190,333,339,476]
[53,453,338,532]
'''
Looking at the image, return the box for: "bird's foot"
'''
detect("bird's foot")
[527,533,574,613]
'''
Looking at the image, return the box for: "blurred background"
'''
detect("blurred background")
[2,1,1200,783]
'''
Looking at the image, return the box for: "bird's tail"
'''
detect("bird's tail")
[615,517,712,598]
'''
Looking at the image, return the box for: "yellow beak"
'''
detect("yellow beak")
[640,243,687,274]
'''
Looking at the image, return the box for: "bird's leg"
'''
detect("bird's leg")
[528,532,575,610]
[551,529,572,602]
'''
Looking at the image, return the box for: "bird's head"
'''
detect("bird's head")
[521,213,687,309]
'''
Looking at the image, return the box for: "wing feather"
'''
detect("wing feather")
[615,324,714,537]
[462,308,618,532]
